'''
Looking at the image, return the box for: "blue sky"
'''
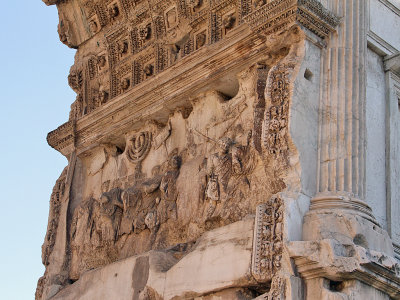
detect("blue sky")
[0,1,75,299]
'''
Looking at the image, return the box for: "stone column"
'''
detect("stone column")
[311,0,375,222]
[303,0,395,255]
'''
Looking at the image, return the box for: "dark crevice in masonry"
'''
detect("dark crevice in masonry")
[329,280,344,292]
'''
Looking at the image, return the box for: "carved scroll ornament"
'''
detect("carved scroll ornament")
[252,195,284,282]
[263,66,290,157]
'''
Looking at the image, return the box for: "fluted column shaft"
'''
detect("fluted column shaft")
[313,0,376,222]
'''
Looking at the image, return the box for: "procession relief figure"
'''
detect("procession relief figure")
[120,187,143,235]
[70,198,94,246]
[94,188,124,245]
[206,137,233,203]
[231,130,254,176]
[206,132,254,197]
[133,177,160,234]
[69,198,97,280]
[120,165,164,236]
[204,132,256,219]
[140,167,163,232]
[158,155,182,222]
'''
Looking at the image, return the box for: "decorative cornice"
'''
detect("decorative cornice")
[243,0,339,38]
[385,52,400,75]
[47,121,75,156]
[46,0,339,156]
[290,240,400,299]
[297,0,340,38]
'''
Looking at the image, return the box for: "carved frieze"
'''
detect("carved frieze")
[47,121,75,154]
[252,195,284,282]
[69,152,183,277]
[69,189,125,279]
[263,65,290,158]
[41,168,67,266]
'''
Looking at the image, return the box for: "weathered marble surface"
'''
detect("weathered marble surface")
[37,0,400,299]
[52,217,256,300]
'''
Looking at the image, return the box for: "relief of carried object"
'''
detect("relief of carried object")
[126,131,152,163]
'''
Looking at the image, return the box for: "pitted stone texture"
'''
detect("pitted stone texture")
[51,217,256,300]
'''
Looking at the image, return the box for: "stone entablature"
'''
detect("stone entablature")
[46,0,338,156]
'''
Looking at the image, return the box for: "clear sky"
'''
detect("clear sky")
[0,1,76,299]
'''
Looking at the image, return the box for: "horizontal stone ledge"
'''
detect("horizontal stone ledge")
[50,217,256,300]
[289,239,400,299]
[47,24,273,157]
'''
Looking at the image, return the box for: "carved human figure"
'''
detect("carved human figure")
[160,155,181,202]
[206,137,233,202]
[136,184,160,231]
[158,155,181,222]
[120,166,162,234]
[120,187,142,235]
[231,130,253,175]
[205,176,219,201]
[144,210,158,230]
[68,70,83,93]
[94,188,124,244]
[69,197,98,279]
[71,198,95,245]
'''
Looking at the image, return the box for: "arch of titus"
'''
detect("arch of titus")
[37,0,400,299]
